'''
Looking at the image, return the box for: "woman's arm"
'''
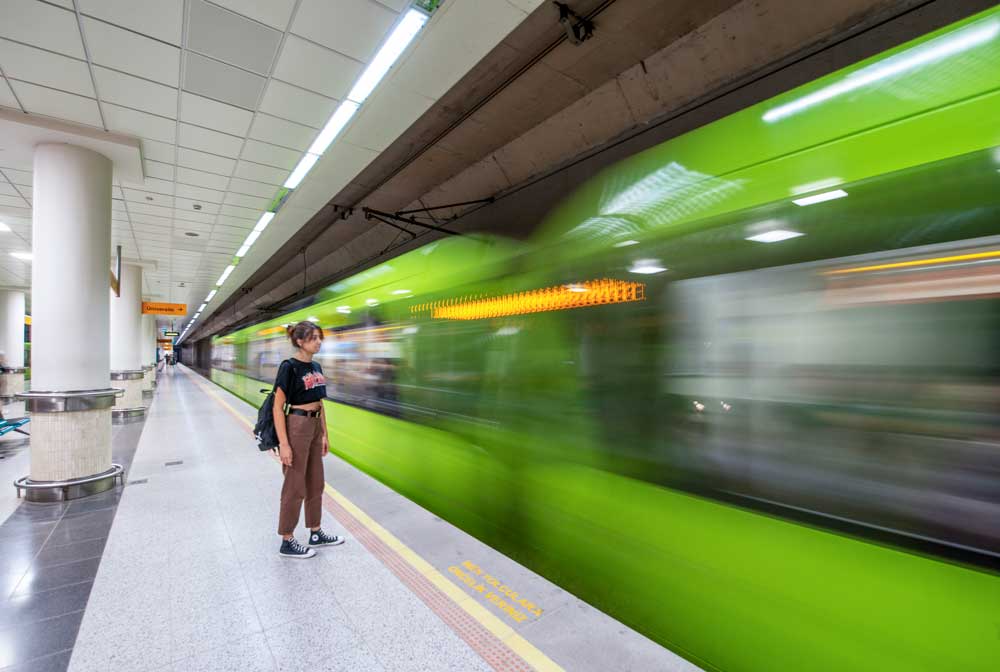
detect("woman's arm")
[273,386,292,466]
[319,401,329,454]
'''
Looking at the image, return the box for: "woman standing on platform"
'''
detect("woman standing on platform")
[273,321,345,558]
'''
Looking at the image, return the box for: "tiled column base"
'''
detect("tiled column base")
[112,376,145,409]
[0,371,24,399]
[30,407,112,482]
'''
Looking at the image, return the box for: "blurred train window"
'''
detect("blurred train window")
[318,323,405,417]
[658,247,1000,559]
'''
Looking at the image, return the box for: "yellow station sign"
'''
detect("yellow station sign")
[142,302,187,316]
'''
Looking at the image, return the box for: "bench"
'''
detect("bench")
[0,416,29,437]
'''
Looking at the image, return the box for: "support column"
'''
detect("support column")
[17,143,123,501]
[110,263,145,422]
[0,290,26,402]
[141,314,156,398]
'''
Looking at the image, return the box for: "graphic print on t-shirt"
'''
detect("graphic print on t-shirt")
[302,371,325,390]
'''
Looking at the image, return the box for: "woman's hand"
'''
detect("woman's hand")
[278,443,293,466]
[322,432,329,455]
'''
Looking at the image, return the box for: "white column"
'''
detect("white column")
[29,143,113,482]
[0,290,25,399]
[110,263,145,409]
[141,314,156,391]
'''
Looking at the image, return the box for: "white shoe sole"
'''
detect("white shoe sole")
[308,538,345,548]
[279,550,316,559]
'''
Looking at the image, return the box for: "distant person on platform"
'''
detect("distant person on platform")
[272,321,344,558]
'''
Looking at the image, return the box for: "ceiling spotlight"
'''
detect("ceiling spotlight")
[193,204,202,211]
[185,232,199,237]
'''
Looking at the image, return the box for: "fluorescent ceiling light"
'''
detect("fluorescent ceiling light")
[253,212,274,233]
[0,222,10,232]
[10,252,31,261]
[284,153,319,189]
[235,245,251,258]
[242,230,261,247]
[205,289,217,301]
[348,9,428,104]
[613,240,639,248]
[193,312,201,319]
[308,101,360,155]
[216,264,235,286]
[746,230,805,243]
[792,189,848,206]
[763,20,1000,122]
[198,303,207,312]
[629,260,667,275]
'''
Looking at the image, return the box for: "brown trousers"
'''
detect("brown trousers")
[278,414,326,536]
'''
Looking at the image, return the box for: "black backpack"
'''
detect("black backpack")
[253,360,288,451]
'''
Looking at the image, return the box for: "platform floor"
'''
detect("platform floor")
[1,366,700,672]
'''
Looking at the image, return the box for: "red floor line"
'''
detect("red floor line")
[322,493,536,672]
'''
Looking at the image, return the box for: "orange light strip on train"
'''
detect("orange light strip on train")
[826,250,1000,275]
[412,278,646,321]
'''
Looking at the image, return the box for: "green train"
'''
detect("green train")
[210,8,1000,671]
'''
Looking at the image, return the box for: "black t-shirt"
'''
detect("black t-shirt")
[274,358,327,405]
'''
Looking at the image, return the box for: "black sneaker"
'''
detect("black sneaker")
[308,529,345,547]
[279,537,316,559]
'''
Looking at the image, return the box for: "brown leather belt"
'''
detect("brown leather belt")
[287,408,320,417]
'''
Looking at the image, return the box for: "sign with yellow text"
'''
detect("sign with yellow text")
[142,302,186,316]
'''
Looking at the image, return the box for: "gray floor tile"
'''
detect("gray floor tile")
[33,538,108,569]
[0,580,92,629]
[0,648,73,672]
[13,557,101,597]
[43,520,112,547]
[169,594,263,661]
[0,610,83,669]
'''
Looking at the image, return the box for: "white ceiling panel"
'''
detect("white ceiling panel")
[273,35,362,100]
[93,67,178,118]
[111,200,128,213]
[82,17,181,87]
[0,78,19,109]
[127,201,174,217]
[0,184,19,197]
[209,0,297,30]
[123,188,174,207]
[0,39,95,97]
[187,0,282,75]
[105,104,176,143]
[178,123,244,158]
[233,160,285,185]
[219,203,260,220]
[227,177,278,199]
[215,216,254,229]
[175,183,226,204]
[141,139,176,163]
[258,80,335,129]
[184,52,266,112]
[144,160,176,180]
[79,0,184,46]
[10,81,103,128]
[0,195,28,208]
[248,113,315,152]
[176,167,230,191]
[120,177,176,196]
[223,192,270,210]
[292,0,398,63]
[130,214,173,227]
[180,92,253,136]
[175,197,220,214]
[0,0,85,59]
[177,147,237,177]
[240,139,299,170]
[173,210,216,225]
